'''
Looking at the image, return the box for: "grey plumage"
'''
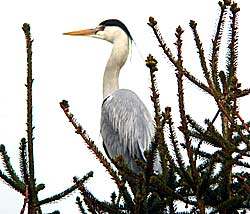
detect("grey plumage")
[101,89,153,173]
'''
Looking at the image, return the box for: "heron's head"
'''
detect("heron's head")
[63,19,133,44]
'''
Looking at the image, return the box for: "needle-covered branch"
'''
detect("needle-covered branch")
[59,100,133,207]
[22,23,40,214]
[1,23,106,213]
[76,196,87,214]
[210,1,230,94]
[145,0,249,212]
[0,145,25,192]
[38,172,93,206]
[146,54,170,176]
[74,177,124,213]
[0,169,25,194]
[19,138,29,184]
[148,17,213,96]
[189,20,213,89]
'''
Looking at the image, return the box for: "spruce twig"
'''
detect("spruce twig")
[146,54,175,185]
[59,100,133,208]
[236,111,250,133]
[19,138,29,184]
[210,1,229,94]
[74,177,122,213]
[38,172,93,206]
[148,17,213,96]
[0,169,24,194]
[22,23,40,213]
[20,186,29,214]
[165,108,194,192]
[145,55,165,175]
[59,100,119,182]
[76,196,87,214]
[189,20,213,90]
[227,2,240,85]
[0,145,25,192]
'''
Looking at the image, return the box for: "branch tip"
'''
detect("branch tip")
[145,54,158,68]
[189,20,197,28]
[148,16,157,27]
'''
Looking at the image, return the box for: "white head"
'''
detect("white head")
[63,19,133,44]
[64,19,133,98]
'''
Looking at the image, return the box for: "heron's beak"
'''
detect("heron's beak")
[63,28,97,36]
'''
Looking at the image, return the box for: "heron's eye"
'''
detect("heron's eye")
[98,25,105,31]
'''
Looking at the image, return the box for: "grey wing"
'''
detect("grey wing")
[101,89,153,172]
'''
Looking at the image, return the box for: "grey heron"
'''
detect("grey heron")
[64,19,155,173]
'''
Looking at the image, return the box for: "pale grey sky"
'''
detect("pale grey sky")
[0,0,249,213]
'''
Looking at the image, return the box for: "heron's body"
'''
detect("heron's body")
[101,89,153,172]
[64,19,155,173]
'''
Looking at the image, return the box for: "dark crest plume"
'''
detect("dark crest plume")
[99,19,133,40]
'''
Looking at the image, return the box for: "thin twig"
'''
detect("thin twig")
[148,17,213,96]
[236,111,250,133]
[20,186,29,214]
[38,172,93,206]
[59,100,133,207]
[192,109,220,161]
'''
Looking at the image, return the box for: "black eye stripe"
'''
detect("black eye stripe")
[99,25,105,31]
[95,25,105,34]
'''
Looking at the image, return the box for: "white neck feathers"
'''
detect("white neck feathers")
[103,30,129,98]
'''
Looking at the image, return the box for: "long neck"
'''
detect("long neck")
[103,37,129,98]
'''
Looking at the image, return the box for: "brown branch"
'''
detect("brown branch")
[148,17,212,96]
[60,100,120,183]
[236,111,250,133]
[189,20,213,90]
[22,23,41,213]
[59,100,133,206]
[209,1,230,93]
[20,186,29,214]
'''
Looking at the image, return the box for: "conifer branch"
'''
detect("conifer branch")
[148,17,212,96]
[59,100,133,206]
[215,97,249,147]
[112,156,141,198]
[184,70,213,95]
[22,23,39,211]
[227,2,240,85]
[225,3,240,142]
[19,138,29,184]
[189,20,213,89]
[38,172,93,206]
[147,17,176,66]
[150,175,196,206]
[175,26,201,193]
[210,1,229,93]
[0,169,24,194]
[145,54,169,175]
[20,186,29,214]
[0,144,25,191]
[76,196,87,214]
[165,108,193,187]
[214,98,249,149]
[237,88,250,98]
[236,111,250,133]
[74,177,122,213]
[174,26,192,152]
[198,155,217,197]
[113,156,135,177]
[187,111,222,151]
[60,100,118,180]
